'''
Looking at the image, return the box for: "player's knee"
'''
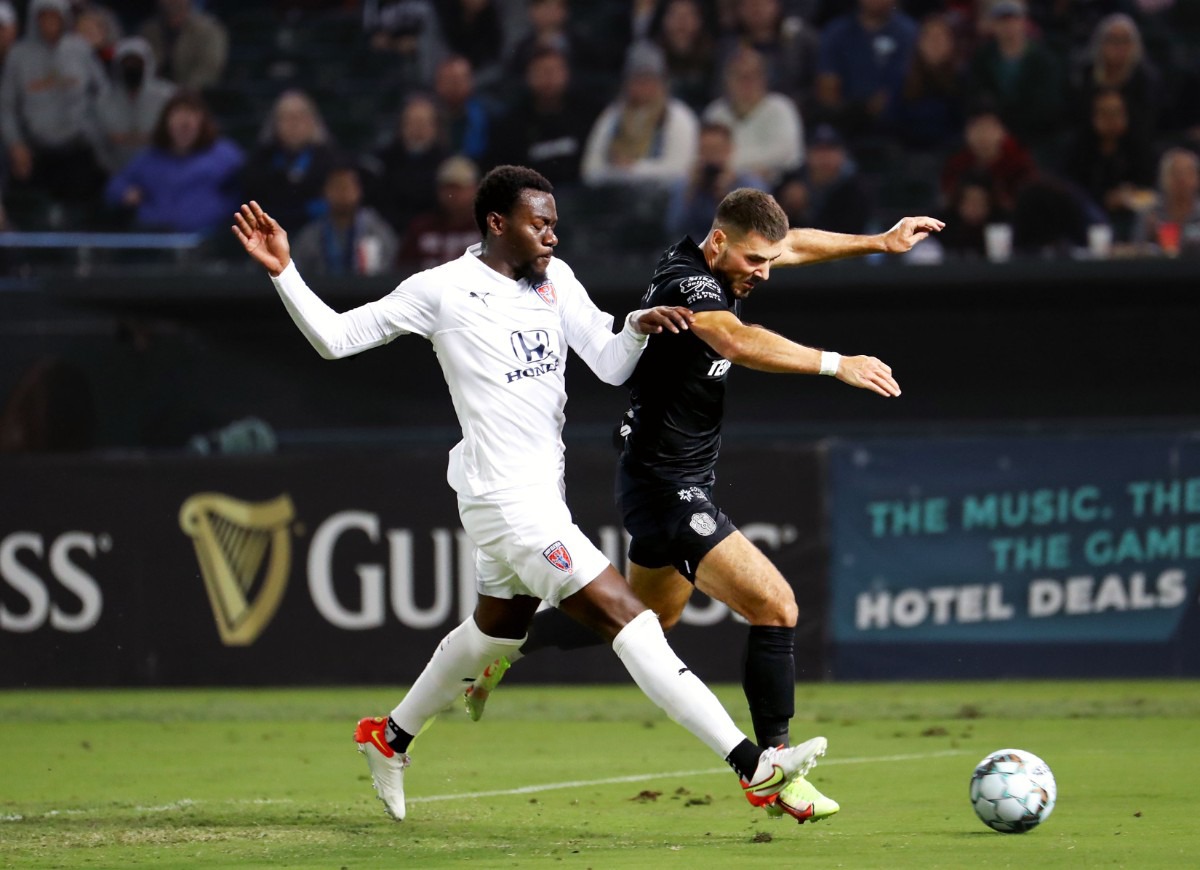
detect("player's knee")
[746,589,797,627]
[655,604,685,633]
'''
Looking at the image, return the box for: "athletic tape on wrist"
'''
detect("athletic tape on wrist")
[819,351,841,376]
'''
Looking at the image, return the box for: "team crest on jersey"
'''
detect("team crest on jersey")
[689,512,717,536]
[532,279,557,306]
[543,541,573,572]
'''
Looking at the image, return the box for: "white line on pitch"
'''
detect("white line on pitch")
[408,749,965,804]
[1,749,964,820]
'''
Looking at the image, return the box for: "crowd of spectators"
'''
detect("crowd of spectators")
[0,0,1198,269]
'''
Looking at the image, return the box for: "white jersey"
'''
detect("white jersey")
[271,245,648,495]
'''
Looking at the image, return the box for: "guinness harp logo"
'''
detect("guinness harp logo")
[179,493,295,646]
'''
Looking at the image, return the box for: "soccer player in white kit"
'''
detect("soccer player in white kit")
[231,166,828,823]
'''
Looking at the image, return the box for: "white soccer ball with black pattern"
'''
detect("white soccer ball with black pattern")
[969,748,1057,833]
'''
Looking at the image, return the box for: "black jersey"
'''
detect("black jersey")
[622,237,740,486]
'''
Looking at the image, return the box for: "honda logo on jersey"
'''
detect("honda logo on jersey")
[511,330,551,363]
[505,330,562,383]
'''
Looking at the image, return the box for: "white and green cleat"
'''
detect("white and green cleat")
[765,775,841,824]
[464,657,510,721]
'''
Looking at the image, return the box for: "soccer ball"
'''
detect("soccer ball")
[969,748,1057,833]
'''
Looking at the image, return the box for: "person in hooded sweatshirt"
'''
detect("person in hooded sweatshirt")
[94,35,175,174]
[0,0,107,205]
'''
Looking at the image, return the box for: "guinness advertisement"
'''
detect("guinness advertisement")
[0,445,826,687]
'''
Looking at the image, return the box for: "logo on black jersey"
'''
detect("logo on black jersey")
[680,275,724,305]
[506,330,561,383]
[689,513,718,536]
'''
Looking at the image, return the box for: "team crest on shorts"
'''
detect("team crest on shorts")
[542,540,574,572]
[532,279,557,306]
[689,512,717,536]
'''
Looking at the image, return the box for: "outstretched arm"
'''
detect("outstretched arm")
[232,201,403,359]
[775,216,945,267]
[690,309,900,397]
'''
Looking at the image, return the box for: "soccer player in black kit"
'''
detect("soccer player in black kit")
[466,189,944,823]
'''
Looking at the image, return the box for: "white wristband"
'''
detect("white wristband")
[819,351,841,376]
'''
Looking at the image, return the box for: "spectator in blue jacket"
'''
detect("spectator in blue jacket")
[104,89,243,233]
[814,0,917,139]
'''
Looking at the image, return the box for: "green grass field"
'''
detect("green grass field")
[1,680,1197,869]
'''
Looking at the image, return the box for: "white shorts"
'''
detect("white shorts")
[457,483,610,607]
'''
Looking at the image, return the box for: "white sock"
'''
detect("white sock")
[612,610,747,759]
[390,617,525,740]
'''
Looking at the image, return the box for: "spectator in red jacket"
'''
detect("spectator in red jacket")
[941,100,1037,214]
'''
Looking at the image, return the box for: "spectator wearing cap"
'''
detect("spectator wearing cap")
[0,0,109,208]
[292,159,399,276]
[774,123,873,234]
[486,45,596,186]
[95,36,176,174]
[702,45,802,185]
[397,155,480,271]
[966,0,1063,145]
[138,0,228,91]
[580,40,700,187]
[814,0,918,138]
[665,120,767,240]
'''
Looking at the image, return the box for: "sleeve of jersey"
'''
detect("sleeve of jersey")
[270,260,432,358]
[558,269,647,386]
[670,272,727,313]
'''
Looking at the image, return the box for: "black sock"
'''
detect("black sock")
[726,738,765,782]
[520,606,605,655]
[384,716,415,753]
[742,625,796,749]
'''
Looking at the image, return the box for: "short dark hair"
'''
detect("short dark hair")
[713,188,788,242]
[473,165,554,235]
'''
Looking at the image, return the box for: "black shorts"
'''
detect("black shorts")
[615,463,737,582]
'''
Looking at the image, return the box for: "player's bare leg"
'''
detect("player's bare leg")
[627,562,693,631]
[558,565,825,809]
[691,532,797,749]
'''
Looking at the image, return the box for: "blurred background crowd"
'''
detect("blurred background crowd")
[0,0,1198,273]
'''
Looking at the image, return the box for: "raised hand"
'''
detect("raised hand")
[881,216,945,253]
[633,305,695,335]
[836,355,901,397]
[232,201,291,276]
